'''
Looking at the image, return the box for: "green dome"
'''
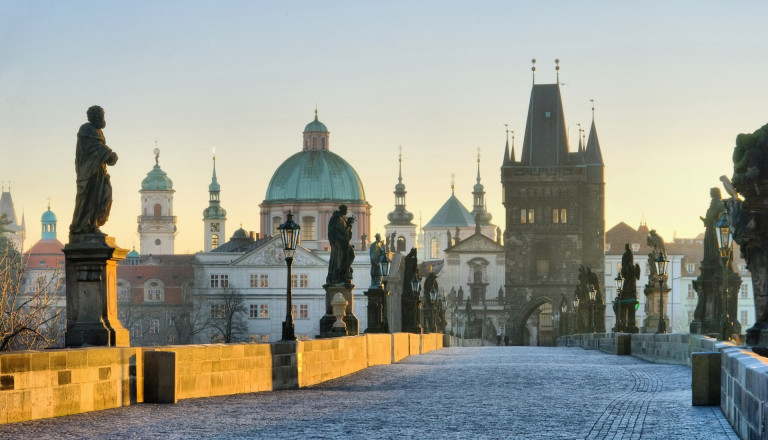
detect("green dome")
[264,150,366,203]
[304,116,328,133]
[141,165,173,191]
[127,249,140,259]
[41,209,56,223]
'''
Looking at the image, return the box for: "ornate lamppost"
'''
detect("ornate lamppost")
[716,213,734,341]
[588,285,597,333]
[560,302,568,337]
[278,211,300,341]
[614,273,624,332]
[655,252,669,334]
[573,296,580,334]
[410,275,423,334]
[428,286,438,333]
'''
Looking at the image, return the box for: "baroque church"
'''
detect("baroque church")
[501,63,605,345]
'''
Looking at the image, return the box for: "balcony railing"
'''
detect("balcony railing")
[137,215,177,223]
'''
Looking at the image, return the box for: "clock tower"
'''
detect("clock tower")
[203,155,227,251]
[138,148,177,255]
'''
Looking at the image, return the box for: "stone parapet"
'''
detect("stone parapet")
[1,333,443,424]
[720,346,768,440]
[0,347,142,424]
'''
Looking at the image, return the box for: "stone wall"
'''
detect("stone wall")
[1,333,442,424]
[0,347,142,424]
[720,346,768,439]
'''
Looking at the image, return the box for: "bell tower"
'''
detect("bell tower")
[138,148,177,254]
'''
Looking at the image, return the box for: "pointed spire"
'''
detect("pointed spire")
[531,58,536,84]
[577,123,584,154]
[398,145,403,184]
[585,117,604,166]
[387,146,414,225]
[555,58,560,83]
[511,130,516,162]
[476,148,482,184]
[503,124,511,166]
[451,173,455,195]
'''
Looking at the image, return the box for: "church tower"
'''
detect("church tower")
[501,60,605,345]
[471,151,493,226]
[384,149,417,253]
[138,148,176,255]
[203,155,227,252]
[0,184,25,251]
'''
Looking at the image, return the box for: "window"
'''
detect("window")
[249,304,259,319]
[292,274,308,288]
[272,216,282,236]
[149,319,160,334]
[250,274,258,288]
[552,209,559,224]
[687,284,695,299]
[165,312,174,326]
[250,334,259,343]
[118,280,130,302]
[210,274,229,288]
[260,334,269,342]
[260,274,269,288]
[631,244,640,252]
[299,334,310,341]
[211,304,224,318]
[211,234,219,250]
[167,335,174,344]
[302,216,316,241]
[741,284,749,299]
[260,304,269,318]
[430,237,441,259]
[688,310,694,324]
[154,203,162,217]
[739,264,747,275]
[528,209,535,224]
[131,322,142,338]
[144,280,164,302]
[686,263,696,274]
[560,209,567,224]
[293,304,309,319]
[521,209,535,224]
[741,310,749,328]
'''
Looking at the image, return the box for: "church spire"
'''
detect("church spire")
[386,146,414,225]
[471,149,492,225]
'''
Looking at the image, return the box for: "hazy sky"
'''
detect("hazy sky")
[2,1,767,253]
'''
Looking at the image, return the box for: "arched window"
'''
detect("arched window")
[153,203,162,217]
[302,216,316,241]
[430,237,441,259]
[474,267,483,284]
[144,279,165,302]
[211,234,219,250]
[312,138,317,149]
[321,138,326,149]
[117,279,130,302]
[272,216,282,236]
[397,236,406,252]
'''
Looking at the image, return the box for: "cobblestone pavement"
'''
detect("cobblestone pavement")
[2,347,739,439]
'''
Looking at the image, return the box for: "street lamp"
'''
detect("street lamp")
[379,253,391,288]
[278,211,300,341]
[588,285,597,333]
[429,286,437,332]
[573,296,580,334]
[716,213,734,341]
[560,302,568,337]
[655,252,668,334]
[614,273,624,332]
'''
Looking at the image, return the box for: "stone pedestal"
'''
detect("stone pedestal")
[642,284,670,333]
[364,287,390,333]
[401,293,422,334]
[319,284,358,338]
[64,234,129,347]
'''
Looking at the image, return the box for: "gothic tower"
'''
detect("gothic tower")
[501,61,605,345]
[203,155,227,251]
[384,150,416,252]
[138,148,177,255]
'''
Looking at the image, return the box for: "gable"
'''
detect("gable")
[446,233,504,253]
[233,237,327,267]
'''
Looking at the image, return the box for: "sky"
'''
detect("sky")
[1,1,767,253]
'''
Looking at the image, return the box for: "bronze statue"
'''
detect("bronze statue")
[369,233,386,287]
[621,244,641,294]
[326,205,355,285]
[701,188,726,266]
[70,105,118,236]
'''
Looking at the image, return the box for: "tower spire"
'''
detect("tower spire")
[451,173,455,195]
[531,58,536,85]
[503,124,511,165]
[555,58,560,84]
[398,145,403,184]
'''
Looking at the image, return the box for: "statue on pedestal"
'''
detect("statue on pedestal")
[369,233,386,288]
[70,105,118,237]
[326,205,355,286]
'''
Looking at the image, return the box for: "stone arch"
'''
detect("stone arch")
[506,295,557,346]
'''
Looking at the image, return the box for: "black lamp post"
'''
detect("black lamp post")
[655,252,668,334]
[379,253,391,288]
[614,273,624,332]
[411,275,422,334]
[588,285,597,333]
[716,213,734,341]
[560,303,568,337]
[429,286,437,333]
[573,296,580,334]
[278,211,300,341]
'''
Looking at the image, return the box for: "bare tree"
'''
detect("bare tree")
[171,278,211,344]
[208,286,248,343]
[0,221,64,351]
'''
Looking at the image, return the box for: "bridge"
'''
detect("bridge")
[0,345,738,439]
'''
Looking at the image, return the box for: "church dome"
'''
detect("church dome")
[41,209,56,223]
[304,116,328,133]
[264,150,366,203]
[142,165,174,191]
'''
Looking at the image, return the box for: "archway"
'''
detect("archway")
[506,296,557,346]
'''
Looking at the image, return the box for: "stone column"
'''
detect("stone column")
[642,283,670,333]
[363,287,390,333]
[64,235,129,347]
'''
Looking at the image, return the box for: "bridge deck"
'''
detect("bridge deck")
[2,346,738,439]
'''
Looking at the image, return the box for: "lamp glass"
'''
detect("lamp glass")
[277,211,300,259]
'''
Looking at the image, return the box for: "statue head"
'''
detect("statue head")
[374,233,381,241]
[338,205,348,215]
[87,105,105,129]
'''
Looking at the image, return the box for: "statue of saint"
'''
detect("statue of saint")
[326,205,355,285]
[70,105,118,236]
[700,187,725,266]
[369,233,386,287]
[620,244,640,296]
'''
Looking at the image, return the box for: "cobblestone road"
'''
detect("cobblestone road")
[2,347,738,439]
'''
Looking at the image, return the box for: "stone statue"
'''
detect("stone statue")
[369,233,386,287]
[70,105,118,236]
[390,232,397,252]
[457,285,464,301]
[646,229,666,284]
[454,226,461,244]
[446,230,452,247]
[621,244,641,294]
[360,233,368,251]
[326,204,355,285]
